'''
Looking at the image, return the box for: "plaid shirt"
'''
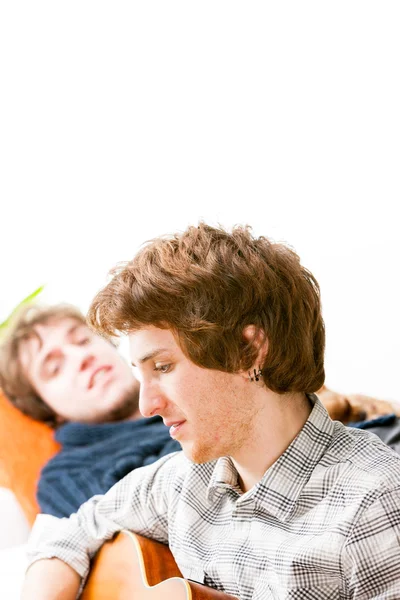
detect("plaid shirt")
[28,396,400,599]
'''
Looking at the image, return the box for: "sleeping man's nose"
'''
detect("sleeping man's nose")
[79,354,96,372]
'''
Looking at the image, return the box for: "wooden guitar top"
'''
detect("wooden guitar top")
[81,530,239,600]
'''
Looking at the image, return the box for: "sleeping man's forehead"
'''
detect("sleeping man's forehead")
[18,318,86,375]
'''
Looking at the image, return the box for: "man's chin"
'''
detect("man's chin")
[182,443,216,465]
[98,386,140,423]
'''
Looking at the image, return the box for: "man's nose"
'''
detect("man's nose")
[139,381,166,418]
[79,353,96,372]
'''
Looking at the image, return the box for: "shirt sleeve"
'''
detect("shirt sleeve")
[27,452,182,588]
[342,486,400,598]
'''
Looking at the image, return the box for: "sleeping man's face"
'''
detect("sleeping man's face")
[19,318,140,423]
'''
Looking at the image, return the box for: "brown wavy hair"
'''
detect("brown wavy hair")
[0,304,86,425]
[88,223,325,393]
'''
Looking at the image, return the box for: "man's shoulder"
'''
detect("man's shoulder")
[113,451,217,507]
[325,421,400,492]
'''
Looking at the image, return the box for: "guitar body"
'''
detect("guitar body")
[81,531,238,600]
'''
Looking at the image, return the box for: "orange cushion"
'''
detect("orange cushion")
[0,389,60,525]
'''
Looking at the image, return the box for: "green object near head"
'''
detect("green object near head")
[0,286,45,341]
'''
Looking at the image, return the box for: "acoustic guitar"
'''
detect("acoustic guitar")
[81,530,239,599]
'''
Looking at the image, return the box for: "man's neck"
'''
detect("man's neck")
[125,408,143,421]
[232,391,313,493]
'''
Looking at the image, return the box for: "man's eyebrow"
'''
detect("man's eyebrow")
[66,322,86,339]
[39,323,86,372]
[131,348,170,367]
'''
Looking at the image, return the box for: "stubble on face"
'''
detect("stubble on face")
[97,380,141,423]
[180,370,255,465]
[128,326,260,464]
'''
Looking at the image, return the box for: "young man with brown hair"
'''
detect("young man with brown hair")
[21,224,400,599]
[0,304,139,426]
[0,304,180,517]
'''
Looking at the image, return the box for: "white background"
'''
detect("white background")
[0,2,399,400]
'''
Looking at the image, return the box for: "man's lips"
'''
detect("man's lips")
[164,420,186,438]
[88,366,113,389]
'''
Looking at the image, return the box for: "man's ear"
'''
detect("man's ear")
[242,325,268,368]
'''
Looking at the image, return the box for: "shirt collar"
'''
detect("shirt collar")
[207,394,335,521]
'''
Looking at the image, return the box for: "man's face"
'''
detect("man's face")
[129,326,255,463]
[20,318,140,423]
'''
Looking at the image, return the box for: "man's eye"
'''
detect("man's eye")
[46,363,61,377]
[154,364,171,374]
